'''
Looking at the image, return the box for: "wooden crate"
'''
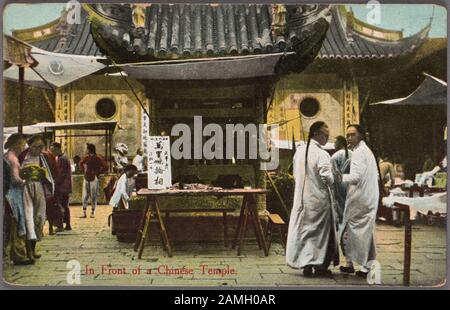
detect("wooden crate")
[128,198,147,210]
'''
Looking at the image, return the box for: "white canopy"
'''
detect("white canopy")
[3,45,107,88]
[3,121,117,135]
[272,139,335,151]
[3,124,46,135]
[121,53,283,80]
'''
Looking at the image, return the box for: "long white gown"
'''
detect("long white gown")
[342,140,379,267]
[286,139,339,269]
[331,149,352,225]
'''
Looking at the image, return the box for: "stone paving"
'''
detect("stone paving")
[2,205,447,287]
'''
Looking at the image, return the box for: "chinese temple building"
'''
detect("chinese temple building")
[5,4,333,218]
[264,6,445,174]
[4,4,446,211]
[267,5,435,145]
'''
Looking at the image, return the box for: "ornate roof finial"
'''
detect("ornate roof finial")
[271,4,287,37]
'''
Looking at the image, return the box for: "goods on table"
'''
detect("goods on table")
[170,183,222,191]
[128,195,146,210]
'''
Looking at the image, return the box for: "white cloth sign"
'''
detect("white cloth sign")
[147,136,172,189]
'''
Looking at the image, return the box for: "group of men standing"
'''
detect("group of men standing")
[3,134,73,265]
[3,134,109,265]
[286,122,379,279]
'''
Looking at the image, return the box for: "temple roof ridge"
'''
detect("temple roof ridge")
[338,5,431,43]
[318,5,430,59]
[9,4,432,61]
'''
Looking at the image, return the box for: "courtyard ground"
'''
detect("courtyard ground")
[2,205,446,287]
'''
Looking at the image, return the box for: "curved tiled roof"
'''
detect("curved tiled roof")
[14,9,103,57]
[12,5,429,60]
[318,7,430,59]
[86,3,331,59]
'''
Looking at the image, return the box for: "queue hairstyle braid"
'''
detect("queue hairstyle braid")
[335,135,349,159]
[301,121,327,206]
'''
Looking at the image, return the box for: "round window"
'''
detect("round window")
[96,98,116,119]
[299,97,320,118]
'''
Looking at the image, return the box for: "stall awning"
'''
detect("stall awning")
[121,53,283,80]
[3,121,117,135]
[3,124,44,135]
[370,73,447,106]
[272,139,335,151]
[3,43,107,88]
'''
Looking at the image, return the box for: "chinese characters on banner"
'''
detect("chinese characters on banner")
[147,136,172,189]
[141,112,149,158]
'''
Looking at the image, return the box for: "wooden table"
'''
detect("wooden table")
[134,188,268,259]
[390,188,443,286]
[407,184,446,198]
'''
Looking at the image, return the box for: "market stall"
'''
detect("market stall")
[4,121,116,166]
[382,187,446,286]
[368,73,447,179]
[134,188,268,258]
[4,121,117,204]
[370,73,447,286]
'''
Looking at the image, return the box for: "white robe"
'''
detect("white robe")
[331,149,352,225]
[286,140,339,268]
[109,174,134,208]
[342,140,379,266]
[132,154,145,172]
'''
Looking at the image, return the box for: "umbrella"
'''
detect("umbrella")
[3,41,106,88]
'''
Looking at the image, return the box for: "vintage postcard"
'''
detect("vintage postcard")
[1,1,447,290]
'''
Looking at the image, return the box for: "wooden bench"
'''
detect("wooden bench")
[265,213,287,252]
[159,205,236,248]
[109,205,235,246]
[109,209,142,242]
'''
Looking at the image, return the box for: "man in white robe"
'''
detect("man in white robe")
[330,136,352,226]
[338,125,379,278]
[109,165,138,209]
[286,122,339,277]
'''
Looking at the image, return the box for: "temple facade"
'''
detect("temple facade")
[7,4,443,169]
[8,3,332,162]
[267,6,433,145]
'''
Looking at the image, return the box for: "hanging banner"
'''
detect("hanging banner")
[147,136,172,189]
